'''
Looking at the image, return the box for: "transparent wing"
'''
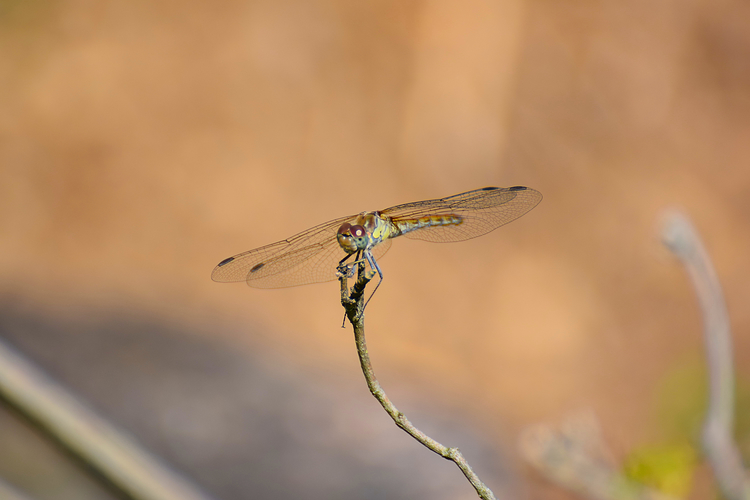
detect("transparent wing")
[212,186,539,289]
[211,215,392,288]
[382,186,542,243]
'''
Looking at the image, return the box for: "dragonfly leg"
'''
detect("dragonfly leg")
[340,249,382,327]
[362,250,384,310]
[336,251,360,278]
[339,250,362,328]
[345,250,377,278]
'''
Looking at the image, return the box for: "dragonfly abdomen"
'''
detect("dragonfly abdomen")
[395,214,463,235]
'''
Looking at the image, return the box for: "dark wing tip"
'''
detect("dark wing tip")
[217,256,235,267]
[212,256,236,282]
[480,186,529,191]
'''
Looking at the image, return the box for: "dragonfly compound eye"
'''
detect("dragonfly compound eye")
[336,222,359,253]
[350,225,366,238]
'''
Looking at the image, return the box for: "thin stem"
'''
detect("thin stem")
[662,211,749,500]
[0,338,215,500]
[338,262,498,500]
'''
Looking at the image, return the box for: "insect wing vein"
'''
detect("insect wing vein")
[211,214,355,285]
[381,186,541,243]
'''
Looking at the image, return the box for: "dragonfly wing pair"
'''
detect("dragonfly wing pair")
[211,186,541,288]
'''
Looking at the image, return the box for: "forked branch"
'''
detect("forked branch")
[338,261,497,500]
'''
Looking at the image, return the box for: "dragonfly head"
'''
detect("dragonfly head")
[337,222,369,254]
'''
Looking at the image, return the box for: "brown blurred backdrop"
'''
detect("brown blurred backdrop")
[1,0,749,498]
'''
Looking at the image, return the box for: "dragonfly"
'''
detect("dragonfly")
[212,186,542,295]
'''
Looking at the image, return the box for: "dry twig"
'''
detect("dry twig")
[338,261,498,500]
[0,338,215,500]
[662,211,749,500]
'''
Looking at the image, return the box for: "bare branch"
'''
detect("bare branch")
[338,261,498,500]
[662,210,749,500]
[0,338,216,500]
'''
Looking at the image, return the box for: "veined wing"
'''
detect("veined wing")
[381,186,542,243]
[211,215,392,288]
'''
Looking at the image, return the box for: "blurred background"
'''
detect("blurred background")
[1,0,749,498]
